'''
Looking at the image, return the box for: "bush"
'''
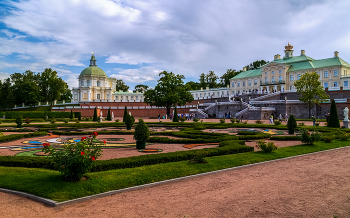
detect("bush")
[337,129,350,141]
[270,135,299,140]
[70,110,74,119]
[237,131,259,135]
[243,120,248,124]
[0,131,47,143]
[25,118,31,124]
[315,122,320,126]
[173,107,179,122]
[76,112,81,121]
[255,120,263,124]
[322,136,333,143]
[42,132,103,181]
[193,118,200,122]
[133,119,150,142]
[220,118,225,124]
[180,117,186,122]
[193,122,206,130]
[63,119,69,124]
[274,121,281,125]
[298,122,305,126]
[298,128,322,145]
[50,119,56,124]
[123,106,128,123]
[190,151,208,164]
[93,107,98,122]
[125,114,134,130]
[115,119,120,123]
[230,118,235,123]
[15,116,23,128]
[328,99,340,128]
[287,115,297,134]
[256,139,277,153]
[107,108,111,121]
[75,120,80,123]
[235,119,240,123]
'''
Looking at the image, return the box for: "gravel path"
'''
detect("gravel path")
[1,145,350,217]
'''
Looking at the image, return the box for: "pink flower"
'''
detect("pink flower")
[81,151,85,155]
[91,156,96,161]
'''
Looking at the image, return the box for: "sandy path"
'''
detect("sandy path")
[1,145,350,217]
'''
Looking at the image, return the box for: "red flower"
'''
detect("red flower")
[255,145,258,147]
[93,132,98,136]
[103,140,106,144]
[81,136,87,141]
[81,151,85,155]
[42,143,50,147]
[307,132,311,135]
[91,156,96,161]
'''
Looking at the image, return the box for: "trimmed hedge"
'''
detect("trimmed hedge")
[0,156,55,170]
[53,130,134,135]
[0,131,48,142]
[270,136,299,141]
[0,128,34,132]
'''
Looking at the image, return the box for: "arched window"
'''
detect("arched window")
[97,81,100,87]
[272,76,275,83]
[279,75,282,82]
[87,80,91,86]
[265,77,268,83]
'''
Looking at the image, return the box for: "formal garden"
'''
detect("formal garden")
[0,103,349,205]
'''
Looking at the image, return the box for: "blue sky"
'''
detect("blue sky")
[1,0,350,91]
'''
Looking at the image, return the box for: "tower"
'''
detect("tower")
[284,43,294,58]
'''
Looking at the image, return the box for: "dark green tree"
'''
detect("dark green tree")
[123,106,128,122]
[22,81,41,107]
[244,60,268,70]
[173,107,179,122]
[60,89,72,101]
[116,79,129,92]
[93,107,98,121]
[134,84,149,93]
[185,81,200,90]
[38,68,69,104]
[107,108,111,121]
[70,110,74,119]
[144,71,194,117]
[287,115,297,134]
[327,99,340,128]
[0,78,15,110]
[199,73,206,88]
[294,72,329,118]
[220,69,242,87]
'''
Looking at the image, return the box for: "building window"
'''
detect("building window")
[200,93,202,97]
[130,96,133,100]
[248,80,251,86]
[227,91,229,95]
[290,75,293,81]
[297,74,301,80]
[107,94,109,100]
[254,79,257,85]
[232,82,234,87]
[334,82,338,87]
[204,93,206,97]
[324,71,328,78]
[272,71,275,75]
[87,80,91,86]
[74,94,77,100]
[136,96,139,100]
[265,72,267,75]
[265,77,268,83]
[115,96,118,100]
[271,76,275,83]
[242,81,245,86]
[324,82,328,88]
[97,94,100,99]
[279,70,282,74]
[222,91,224,95]
[195,94,198,98]
[334,70,338,77]
[290,86,293,90]
[232,91,234,94]
[120,96,123,100]
[126,96,129,100]
[237,82,240,87]
[97,81,100,87]
[279,75,282,82]
[344,81,348,87]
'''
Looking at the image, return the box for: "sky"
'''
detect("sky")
[0,0,350,91]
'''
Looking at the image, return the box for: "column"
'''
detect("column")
[102,91,104,100]
[80,90,83,101]
[260,86,263,94]
[281,85,284,92]
[88,90,90,101]
[274,85,277,91]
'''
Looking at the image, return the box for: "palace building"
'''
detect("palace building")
[230,43,350,95]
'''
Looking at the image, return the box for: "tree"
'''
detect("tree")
[70,110,74,119]
[123,106,128,122]
[134,84,149,93]
[107,108,111,121]
[116,79,129,92]
[173,107,179,122]
[144,71,194,117]
[244,60,268,71]
[0,78,15,110]
[38,68,68,104]
[93,107,98,121]
[294,72,329,118]
[22,81,41,107]
[287,115,297,134]
[60,89,72,101]
[220,69,241,87]
[185,81,200,90]
[327,100,340,128]
[199,73,206,88]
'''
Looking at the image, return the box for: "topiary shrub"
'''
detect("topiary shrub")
[107,108,111,121]
[93,107,98,122]
[173,107,179,122]
[133,118,150,149]
[193,122,206,130]
[125,114,134,130]
[115,119,120,123]
[193,118,200,122]
[123,106,128,122]
[230,118,235,123]
[15,116,23,128]
[25,118,31,124]
[274,121,281,125]
[287,115,297,134]
[328,99,340,128]
[220,118,225,123]
[70,110,74,119]
[255,120,263,124]
[63,119,69,124]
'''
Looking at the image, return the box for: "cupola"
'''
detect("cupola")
[284,43,294,58]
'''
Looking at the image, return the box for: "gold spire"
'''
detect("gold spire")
[285,43,293,51]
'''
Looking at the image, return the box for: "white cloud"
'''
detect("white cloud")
[0,72,11,82]
[110,67,162,83]
[52,67,80,89]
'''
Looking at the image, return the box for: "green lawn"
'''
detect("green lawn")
[0,139,348,202]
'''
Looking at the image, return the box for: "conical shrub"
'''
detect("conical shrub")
[327,99,340,128]
[93,107,98,121]
[123,106,128,122]
[173,107,179,122]
[107,108,111,121]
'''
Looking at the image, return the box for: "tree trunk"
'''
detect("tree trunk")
[166,106,171,118]
[308,106,311,119]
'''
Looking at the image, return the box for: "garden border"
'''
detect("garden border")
[1,145,349,207]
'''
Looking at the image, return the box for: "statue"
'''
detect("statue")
[112,112,114,121]
[100,111,103,117]
[344,107,349,121]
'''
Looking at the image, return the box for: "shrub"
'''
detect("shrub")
[50,119,56,124]
[235,119,240,123]
[243,120,248,124]
[274,121,281,125]
[25,118,31,124]
[133,119,150,142]
[70,110,74,119]
[42,132,103,181]
[337,129,350,141]
[256,139,277,153]
[315,122,320,126]
[63,119,69,124]
[270,135,299,140]
[193,122,206,130]
[322,136,332,143]
[287,115,297,134]
[173,107,179,122]
[255,120,263,124]
[180,117,186,122]
[190,151,208,164]
[75,120,80,123]
[220,118,225,124]
[123,106,128,123]
[115,119,120,123]
[298,122,305,126]
[76,112,82,121]
[237,131,259,135]
[125,114,134,130]
[298,128,322,145]
[230,118,235,123]
[93,107,98,122]
[107,108,111,121]
[328,99,340,128]
[15,116,23,128]
[193,118,200,122]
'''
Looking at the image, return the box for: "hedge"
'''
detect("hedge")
[0,156,55,170]
[0,111,81,119]
[0,131,48,143]
[53,130,134,135]
[0,128,34,132]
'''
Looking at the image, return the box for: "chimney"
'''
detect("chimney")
[277,54,281,59]
[201,87,203,91]
[301,50,305,56]
[334,51,339,57]
[119,90,122,92]
[206,87,209,90]
[243,67,246,71]
[227,85,229,88]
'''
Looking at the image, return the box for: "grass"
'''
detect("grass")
[0,139,349,202]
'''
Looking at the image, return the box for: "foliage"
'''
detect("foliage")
[143,71,194,117]
[125,114,134,129]
[15,116,23,128]
[115,119,119,123]
[298,128,322,145]
[337,129,350,141]
[220,69,241,87]
[294,72,329,118]
[190,151,208,164]
[237,131,259,135]
[327,99,340,128]
[193,122,206,130]
[0,131,47,143]
[115,79,129,92]
[63,119,69,124]
[70,110,74,119]
[315,122,320,126]
[106,108,111,121]
[255,120,263,124]
[287,115,297,130]
[220,118,225,123]
[322,136,333,143]
[274,121,281,125]
[199,71,219,89]
[50,119,56,124]
[0,111,80,119]
[0,78,15,110]
[235,119,240,123]
[173,107,179,122]
[298,122,305,126]
[123,106,127,122]
[185,81,200,91]
[77,112,81,121]
[42,133,103,181]
[256,139,277,153]
[179,117,186,122]
[244,60,268,71]
[270,135,299,140]
[93,107,98,122]
[230,118,235,123]
[134,84,149,93]
[24,118,31,124]
[193,117,200,122]
[133,119,150,142]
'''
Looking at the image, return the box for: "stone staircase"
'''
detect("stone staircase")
[251,91,281,101]
[190,108,209,119]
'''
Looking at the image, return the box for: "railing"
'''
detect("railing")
[260,80,285,85]
[203,103,216,111]
[328,87,341,91]
[251,91,281,101]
